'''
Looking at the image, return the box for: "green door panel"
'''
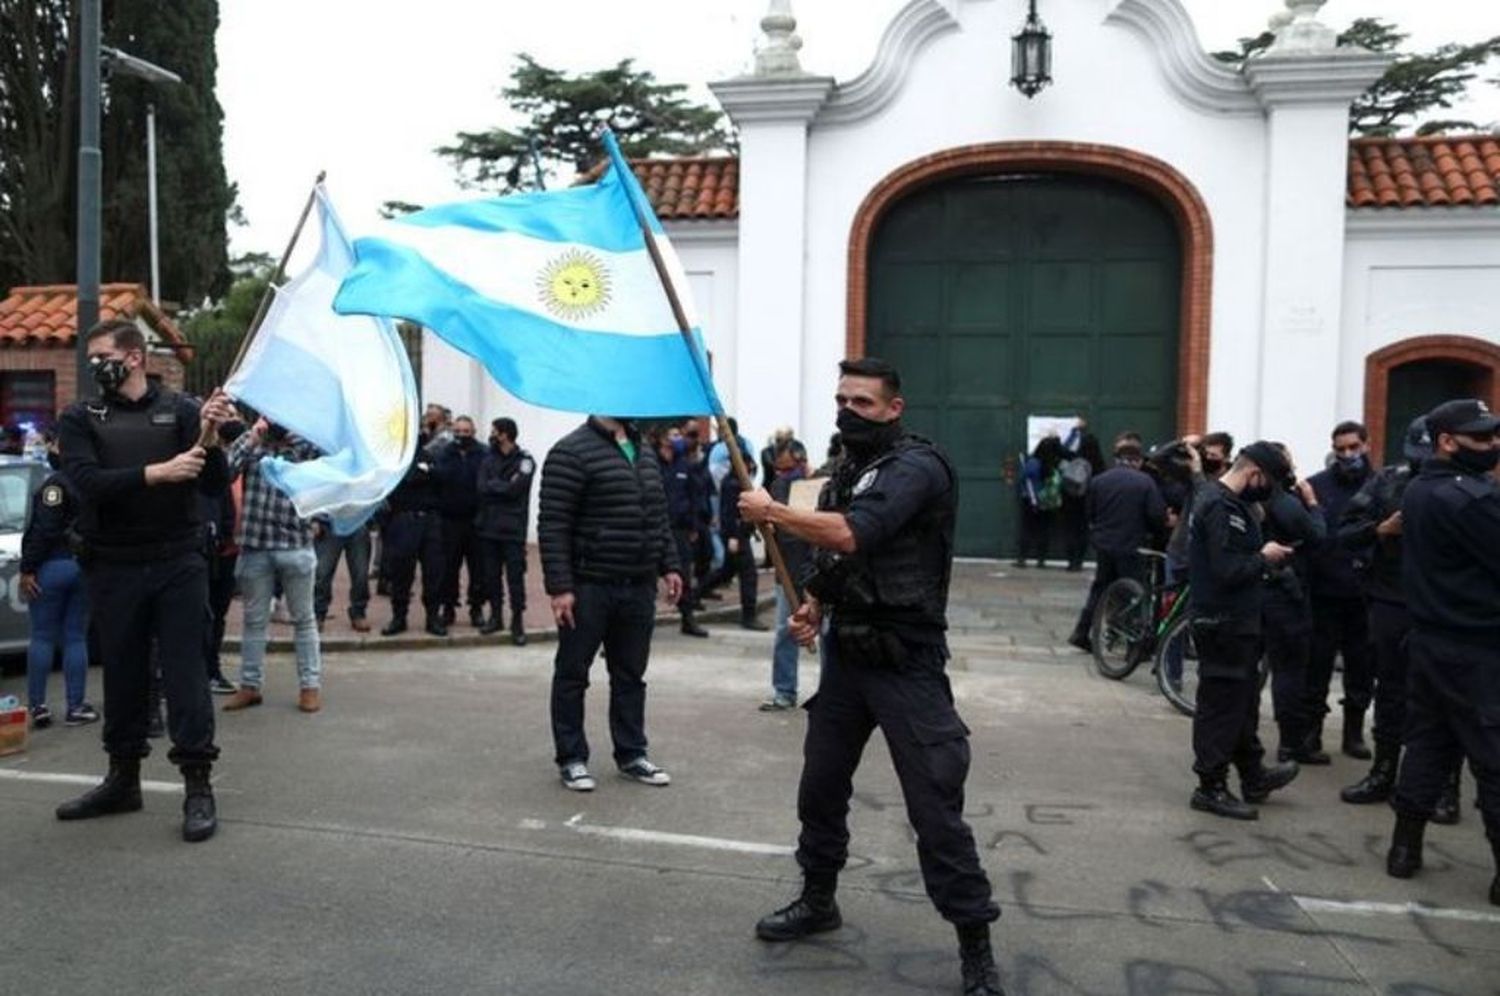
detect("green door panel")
[1383,359,1487,466]
[868,174,1181,557]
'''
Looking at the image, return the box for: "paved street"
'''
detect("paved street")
[3,564,1496,996]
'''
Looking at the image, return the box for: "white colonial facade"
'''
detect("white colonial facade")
[428,0,1500,555]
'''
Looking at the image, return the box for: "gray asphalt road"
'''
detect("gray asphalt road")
[2,566,1495,996]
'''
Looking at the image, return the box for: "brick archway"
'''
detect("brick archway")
[847,141,1214,433]
[1364,334,1500,461]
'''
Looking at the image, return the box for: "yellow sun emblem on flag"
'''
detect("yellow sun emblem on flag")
[538,249,612,320]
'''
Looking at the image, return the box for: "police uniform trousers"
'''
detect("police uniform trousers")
[671,527,699,605]
[86,552,218,766]
[1392,630,1500,840]
[383,511,444,619]
[1190,625,1266,782]
[1307,596,1374,721]
[440,516,483,616]
[479,536,527,619]
[205,551,238,681]
[797,635,999,926]
[1368,601,1413,757]
[1263,598,1311,753]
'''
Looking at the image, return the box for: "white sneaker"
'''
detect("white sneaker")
[618,758,671,786]
[560,762,596,792]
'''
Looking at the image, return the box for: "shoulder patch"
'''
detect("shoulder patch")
[1227,513,1247,533]
[520,458,535,475]
[41,484,63,507]
[852,467,879,496]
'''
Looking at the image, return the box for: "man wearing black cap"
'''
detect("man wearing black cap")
[1385,399,1500,907]
[1186,441,1300,820]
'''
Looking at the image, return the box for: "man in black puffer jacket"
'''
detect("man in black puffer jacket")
[539,416,685,793]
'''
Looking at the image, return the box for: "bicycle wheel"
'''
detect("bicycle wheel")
[1155,614,1198,716]
[1090,577,1148,680]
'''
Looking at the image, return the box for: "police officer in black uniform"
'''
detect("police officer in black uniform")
[1384,399,1500,907]
[53,319,234,842]
[739,358,1002,996]
[381,440,447,636]
[475,416,534,643]
[1187,442,1301,821]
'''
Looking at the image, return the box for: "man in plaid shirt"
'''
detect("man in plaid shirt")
[222,419,325,714]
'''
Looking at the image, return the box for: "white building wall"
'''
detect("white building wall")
[791,0,1271,465]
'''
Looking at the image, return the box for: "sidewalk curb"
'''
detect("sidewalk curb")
[222,596,776,655]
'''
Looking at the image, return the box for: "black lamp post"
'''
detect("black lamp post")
[1010,0,1052,99]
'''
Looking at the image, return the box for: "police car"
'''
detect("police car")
[0,455,50,658]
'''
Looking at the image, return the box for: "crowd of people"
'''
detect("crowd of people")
[1062,406,1499,910]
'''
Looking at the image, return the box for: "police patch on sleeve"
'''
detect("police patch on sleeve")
[521,458,535,475]
[41,485,63,507]
[852,468,879,496]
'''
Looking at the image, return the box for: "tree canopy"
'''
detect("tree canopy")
[0,0,237,302]
[437,54,733,195]
[1212,18,1500,137]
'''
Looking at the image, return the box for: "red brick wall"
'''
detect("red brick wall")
[845,141,1215,435]
[0,344,186,416]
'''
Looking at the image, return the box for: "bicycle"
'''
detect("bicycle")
[1089,549,1189,682]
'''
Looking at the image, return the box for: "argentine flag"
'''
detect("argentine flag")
[225,186,420,534]
[332,131,720,417]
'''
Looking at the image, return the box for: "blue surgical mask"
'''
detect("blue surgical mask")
[1336,454,1366,473]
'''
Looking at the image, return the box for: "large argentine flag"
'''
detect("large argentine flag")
[225,186,419,535]
[332,131,720,417]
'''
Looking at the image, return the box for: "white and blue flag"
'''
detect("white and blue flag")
[225,186,419,535]
[332,131,720,417]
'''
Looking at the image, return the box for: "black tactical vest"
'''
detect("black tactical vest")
[817,433,957,631]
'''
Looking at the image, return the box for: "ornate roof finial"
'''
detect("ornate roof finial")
[1267,0,1338,54]
[755,0,804,76]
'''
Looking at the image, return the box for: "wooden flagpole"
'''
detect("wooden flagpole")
[197,170,325,448]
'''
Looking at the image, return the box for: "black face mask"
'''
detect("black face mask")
[1241,476,1273,503]
[1201,457,1224,477]
[456,436,476,449]
[90,356,129,394]
[1450,445,1499,476]
[836,407,902,459]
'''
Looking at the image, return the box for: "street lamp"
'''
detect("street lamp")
[102,45,182,306]
[1010,0,1052,99]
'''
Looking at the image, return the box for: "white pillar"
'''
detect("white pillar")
[1244,1,1388,469]
[709,2,831,449]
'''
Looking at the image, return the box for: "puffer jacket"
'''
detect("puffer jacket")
[538,418,679,595]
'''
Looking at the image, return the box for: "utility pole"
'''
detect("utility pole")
[75,0,102,401]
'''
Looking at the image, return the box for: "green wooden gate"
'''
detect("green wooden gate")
[867,174,1182,557]
[1383,358,1487,467]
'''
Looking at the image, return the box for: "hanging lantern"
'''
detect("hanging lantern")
[1010,0,1052,99]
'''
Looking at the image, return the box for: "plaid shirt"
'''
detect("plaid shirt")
[228,434,320,550]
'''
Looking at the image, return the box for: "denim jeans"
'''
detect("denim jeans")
[772,587,799,700]
[26,556,90,710]
[314,527,371,621]
[550,579,656,766]
[237,546,321,690]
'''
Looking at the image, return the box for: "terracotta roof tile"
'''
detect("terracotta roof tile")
[0,283,189,349]
[1349,135,1500,209]
[628,157,739,221]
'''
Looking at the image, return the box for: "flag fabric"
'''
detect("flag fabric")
[224,186,419,535]
[332,131,720,418]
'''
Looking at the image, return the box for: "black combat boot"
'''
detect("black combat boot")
[680,606,708,638]
[1431,768,1462,826]
[381,613,408,637]
[957,922,1005,996]
[1341,749,1398,804]
[511,612,527,646]
[55,756,143,820]
[740,611,769,632]
[1386,813,1426,879]
[181,763,217,843]
[424,613,448,638]
[1241,760,1299,805]
[755,874,841,941]
[1294,720,1331,765]
[1190,780,1258,821]
[1341,705,1371,760]
[479,615,503,635]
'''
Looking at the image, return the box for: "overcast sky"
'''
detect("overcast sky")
[217,0,1500,260]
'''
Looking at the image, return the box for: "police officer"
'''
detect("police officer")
[657,423,710,638]
[1385,399,1500,908]
[1337,417,1444,808]
[434,415,486,628]
[1187,442,1301,821]
[53,319,234,842]
[738,358,1002,996]
[381,440,447,636]
[475,417,534,643]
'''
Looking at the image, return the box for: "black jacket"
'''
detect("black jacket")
[719,473,753,542]
[20,469,80,574]
[58,384,228,562]
[475,445,535,541]
[1337,465,1411,607]
[1400,457,1500,641]
[1307,463,1373,599]
[538,419,679,595]
[1259,488,1325,627]
[661,450,708,531]
[433,439,486,520]
[1187,482,1265,633]
[1085,464,1167,555]
[386,439,441,516]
